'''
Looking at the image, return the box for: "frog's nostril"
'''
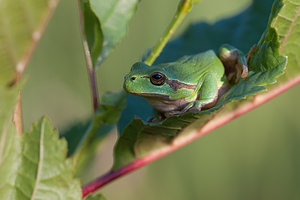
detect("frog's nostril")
[130,76,136,81]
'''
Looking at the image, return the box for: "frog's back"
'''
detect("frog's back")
[158,50,224,85]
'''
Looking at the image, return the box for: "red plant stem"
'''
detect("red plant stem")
[82,75,300,197]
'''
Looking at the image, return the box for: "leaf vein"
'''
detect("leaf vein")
[17,171,35,182]
[100,0,120,26]
[15,183,31,199]
[289,0,300,6]
[22,150,38,165]
[279,6,300,52]
[30,120,45,200]
[278,14,293,21]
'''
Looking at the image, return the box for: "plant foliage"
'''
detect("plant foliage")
[113,0,298,169]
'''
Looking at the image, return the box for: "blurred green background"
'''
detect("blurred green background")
[23,0,300,199]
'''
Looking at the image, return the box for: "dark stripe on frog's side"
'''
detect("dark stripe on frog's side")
[141,76,196,91]
[166,79,196,91]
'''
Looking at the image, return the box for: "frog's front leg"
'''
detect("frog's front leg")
[219,44,248,84]
[188,73,219,112]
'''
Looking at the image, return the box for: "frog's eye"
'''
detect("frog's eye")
[150,72,166,86]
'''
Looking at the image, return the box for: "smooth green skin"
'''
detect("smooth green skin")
[124,45,247,117]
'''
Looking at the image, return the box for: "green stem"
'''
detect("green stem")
[72,116,102,172]
[144,0,194,66]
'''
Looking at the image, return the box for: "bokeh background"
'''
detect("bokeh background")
[23,0,300,199]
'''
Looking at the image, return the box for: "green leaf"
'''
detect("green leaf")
[64,90,126,157]
[0,85,20,193]
[63,91,126,173]
[0,0,59,85]
[80,0,140,67]
[117,94,153,134]
[62,120,113,174]
[247,0,300,79]
[0,117,81,200]
[84,193,106,200]
[80,0,103,67]
[0,85,19,128]
[248,1,286,73]
[273,0,300,77]
[113,0,295,169]
[114,113,211,169]
[97,90,127,124]
[0,102,20,200]
[62,120,92,157]
[0,0,58,163]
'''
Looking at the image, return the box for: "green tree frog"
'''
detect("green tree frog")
[124,45,248,118]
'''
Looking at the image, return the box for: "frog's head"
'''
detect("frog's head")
[124,62,189,100]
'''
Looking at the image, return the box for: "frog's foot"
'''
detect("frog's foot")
[219,45,248,84]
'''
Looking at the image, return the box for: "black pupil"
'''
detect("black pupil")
[152,74,162,80]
